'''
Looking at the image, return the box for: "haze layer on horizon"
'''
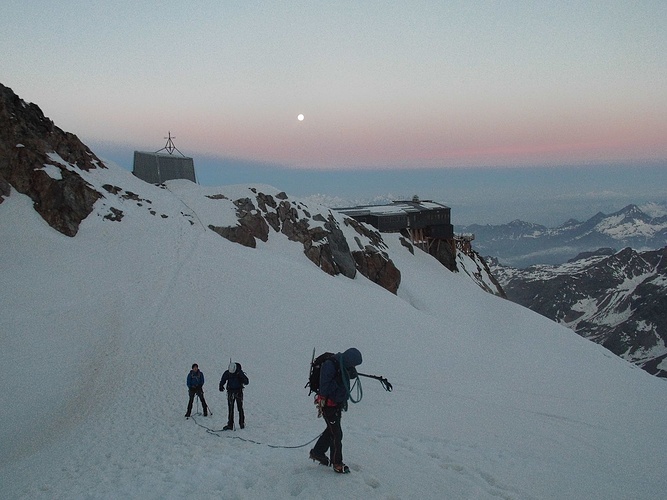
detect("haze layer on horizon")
[92,141,667,227]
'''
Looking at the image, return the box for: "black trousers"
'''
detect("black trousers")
[186,387,208,416]
[313,405,343,465]
[227,389,245,425]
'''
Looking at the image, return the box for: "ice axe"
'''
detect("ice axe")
[357,372,393,392]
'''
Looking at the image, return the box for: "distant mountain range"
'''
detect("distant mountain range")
[458,203,667,268]
[490,247,667,378]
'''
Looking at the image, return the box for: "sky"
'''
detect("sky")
[2,158,667,499]
[2,1,666,224]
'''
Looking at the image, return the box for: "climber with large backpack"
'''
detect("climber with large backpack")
[308,348,363,474]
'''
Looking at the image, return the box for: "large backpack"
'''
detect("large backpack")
[306,352,337,395]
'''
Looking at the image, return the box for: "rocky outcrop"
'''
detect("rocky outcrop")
[208,189,401,293]
[0,83,102,236]
[351,245,401,294]
[457,249,506,298]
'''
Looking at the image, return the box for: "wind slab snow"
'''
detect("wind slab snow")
[1,159,667,499]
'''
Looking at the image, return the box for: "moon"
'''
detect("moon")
[297,114,304,121]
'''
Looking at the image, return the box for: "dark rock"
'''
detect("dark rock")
[103,207,124,221]
[0,174,11,202]
[352,247,401,294]
[0,83,102,236]
[431,238,457,271]
[324,218,356,279]
[207,190,402,293]
[238,212,269,243]
[234,197,255,213]
[209,224,257,248]
[345,218,385,249]
[103,184,122,195]
[264,212,280,232]
[256,192,277,211]
[399,237,414,254]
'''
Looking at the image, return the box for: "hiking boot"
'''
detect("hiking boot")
[222,424,233,431]
[240,422,245,429]
[185,413,191,418]
[203,411,208,417]
[309,449,329,466]
[332,463,350,474]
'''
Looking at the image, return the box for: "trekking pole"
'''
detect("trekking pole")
[203,393,212,416]
[357,372,393,392]
[199,389,212,416]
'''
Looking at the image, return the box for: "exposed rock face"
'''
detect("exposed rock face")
[431,240,458,272]
[457,249,506,298]
[491,247,667,378]
[0,83,102,236]
[351,245,401,294]
[323,219,357,279]
[208,196,271,248]
[209,189,401,293]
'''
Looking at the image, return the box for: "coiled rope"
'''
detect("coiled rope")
[337,353,363,404]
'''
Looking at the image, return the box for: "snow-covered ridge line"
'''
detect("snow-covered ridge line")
[460,202,667,267]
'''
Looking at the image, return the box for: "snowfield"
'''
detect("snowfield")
[1,161,666,499]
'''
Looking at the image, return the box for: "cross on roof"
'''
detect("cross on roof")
[155,131,185,156]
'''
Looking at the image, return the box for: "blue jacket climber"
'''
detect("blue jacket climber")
[187,368,205,389]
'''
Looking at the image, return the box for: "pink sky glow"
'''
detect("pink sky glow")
[2,2,665,170]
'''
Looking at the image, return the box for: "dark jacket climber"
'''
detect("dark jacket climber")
[219,362,249,430]
[310,347,363,474]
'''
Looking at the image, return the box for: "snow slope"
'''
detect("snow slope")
[1,162,666,499]
[491,248,667,378]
